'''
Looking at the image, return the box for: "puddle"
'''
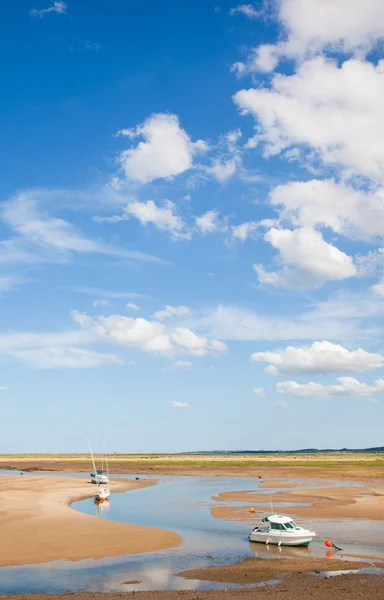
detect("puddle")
[0,474,383,593]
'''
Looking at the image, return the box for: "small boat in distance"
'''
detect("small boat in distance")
[94,486,110,502]
[90,437,109,484]
[249,514,316,546]
[88,439,110,502]
[90,469,109,485]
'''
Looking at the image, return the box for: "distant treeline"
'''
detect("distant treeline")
[181,447,384,454]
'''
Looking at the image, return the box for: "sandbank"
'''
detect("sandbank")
[212,484,384,521]
[179,556,371,583]
[0,475,181,567]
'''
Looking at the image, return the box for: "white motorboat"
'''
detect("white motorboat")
[249,514,316,546]
[94,486,110,502]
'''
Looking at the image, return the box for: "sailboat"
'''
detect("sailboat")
[90,438,109,484]
[88,440,110,502]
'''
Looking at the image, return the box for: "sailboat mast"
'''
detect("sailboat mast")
[104,438,110,479]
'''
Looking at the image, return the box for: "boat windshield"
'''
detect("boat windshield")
[284,521,301,530]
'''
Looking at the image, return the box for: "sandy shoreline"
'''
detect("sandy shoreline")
[179,556,373,582]
[0,475,181,567]
[212,482,384,522]
[2,575,384,600]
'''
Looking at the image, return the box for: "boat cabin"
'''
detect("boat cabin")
[262,514,302,531]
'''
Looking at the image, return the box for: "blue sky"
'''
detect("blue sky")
[1,0,384,453]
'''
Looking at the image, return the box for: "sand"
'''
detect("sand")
[0,475,181,567]
[212,484,384,522]
[2,575,384,600]
[179,556,372,582]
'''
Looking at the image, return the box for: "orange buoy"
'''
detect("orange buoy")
[325,539,333,548]
[250,507,255,513]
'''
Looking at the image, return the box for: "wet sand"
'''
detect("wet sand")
[179,557,372,583]
[212,484,384,521]
[2,575,384,600]
[0,475,181,567]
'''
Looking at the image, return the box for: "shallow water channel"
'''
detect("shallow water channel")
[1,474,384,593]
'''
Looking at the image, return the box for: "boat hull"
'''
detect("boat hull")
[249,531,314,546]
[95,488,110,502]
[91,474,109,484]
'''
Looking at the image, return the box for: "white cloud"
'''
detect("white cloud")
[275,400,288,407]
[371,279,384,297]
[195,210,221,235]
[207,159,238,183]
[117,113,207,184]
[74,287,146,300]
[234,57,384,180]
[126,302,141,311]
[232,221,260,242]
[30,1,66,17]
[255,227,356,288]
[155,305,193,320]
[269,179,384,241]
[230,3,263,18]
[10,347,123,369]
[164,361,193,371]
[71,311,226,358]
[72,311,173,354]
[93,299,110,308]
[252,387,265,396]
[277,376,384,398]
[171,327,227,357]
[251,341,384,375]
[1,191,163,265]
[94,200,188,239]
[168,401,190,408]
[196,303,366,343]
[238,0,384,72]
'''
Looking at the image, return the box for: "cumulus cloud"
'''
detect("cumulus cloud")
[171,327,227,357]
[236,0,384,72]
[117,113,207,184]
[168,401,190,408]
[251,341,384,375]
[254,227,356,288]
[10,347,123,369]
[71,311,227,358]
[269,179,384,241]
[277,376,384,398]
[232,221,260,242]
[94,199,188,239]
[371,279,384,297]
[72,310,173,354]
[234,57,384,180]
[195,210,221,235]
[155,305,193,320]
[30,1,66,18]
